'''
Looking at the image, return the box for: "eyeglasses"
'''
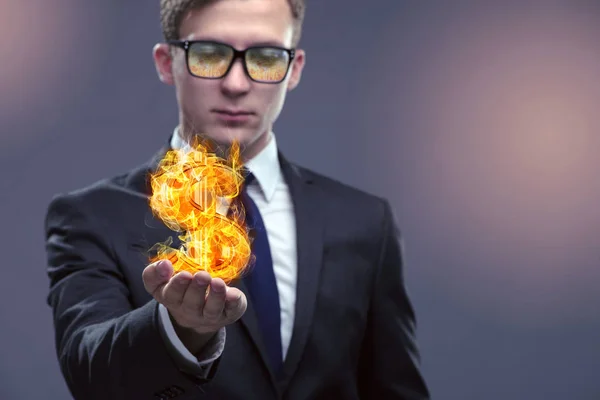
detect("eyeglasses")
[168,40,296,84]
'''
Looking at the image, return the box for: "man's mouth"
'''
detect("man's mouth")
[212,109,254,116]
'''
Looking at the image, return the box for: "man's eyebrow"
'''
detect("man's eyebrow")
[249,40,287,48]
[187,36,287,48]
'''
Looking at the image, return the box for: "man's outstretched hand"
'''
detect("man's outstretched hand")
[142,259,247,353]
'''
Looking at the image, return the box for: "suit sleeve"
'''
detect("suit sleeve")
[357,200,430,399]
[157,304,226,368]
[44,193,220,400]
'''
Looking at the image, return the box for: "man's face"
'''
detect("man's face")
[153,0,306,155]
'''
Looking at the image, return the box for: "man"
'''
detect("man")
[44,0,430,399]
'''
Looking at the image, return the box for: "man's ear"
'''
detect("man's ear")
[286,49,306,91]
[153,43,175,85]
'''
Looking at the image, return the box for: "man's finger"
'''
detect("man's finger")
[161,271,192,307]
[142,260,173,295]
[180,271,211,314]
[224,288,246,320]
[203,278,227,320]
[225,287,243,303]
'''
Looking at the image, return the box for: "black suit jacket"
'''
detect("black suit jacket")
[44,140,429,400]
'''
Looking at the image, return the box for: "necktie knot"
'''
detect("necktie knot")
[230,169,258,230]
[242,168,255,187]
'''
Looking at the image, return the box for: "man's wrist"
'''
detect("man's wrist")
[168,313,219,354]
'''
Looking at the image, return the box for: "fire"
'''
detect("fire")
[147,139,253,284]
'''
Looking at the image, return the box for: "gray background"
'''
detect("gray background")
[1,1,599,399]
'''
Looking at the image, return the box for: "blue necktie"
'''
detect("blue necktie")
[238,172,283,374]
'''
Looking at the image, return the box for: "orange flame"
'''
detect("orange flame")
[147,139,253,284]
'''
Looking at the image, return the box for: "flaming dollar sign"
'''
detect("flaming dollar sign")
[147,139,253,284]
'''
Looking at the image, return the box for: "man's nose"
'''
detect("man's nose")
[221,58,251,96]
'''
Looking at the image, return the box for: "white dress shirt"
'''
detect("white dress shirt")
[157,128,297,374]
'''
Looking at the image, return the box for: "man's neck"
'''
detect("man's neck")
[178,128,272,163]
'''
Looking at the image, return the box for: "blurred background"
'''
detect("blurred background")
[1,0,599,399]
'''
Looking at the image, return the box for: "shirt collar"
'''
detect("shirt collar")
[170,127,282,202]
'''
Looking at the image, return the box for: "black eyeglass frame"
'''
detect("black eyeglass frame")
[167,39,296,84]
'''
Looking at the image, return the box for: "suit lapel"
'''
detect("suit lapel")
[232,153,326,388]
[229,277,278,383]
[278,153,325,382]
[126,139,185,256]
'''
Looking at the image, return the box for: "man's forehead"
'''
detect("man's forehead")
[179,0,294,47]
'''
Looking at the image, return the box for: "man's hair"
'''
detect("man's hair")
[160,0,306,47]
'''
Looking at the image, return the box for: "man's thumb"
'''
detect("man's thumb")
[142,259,173,294]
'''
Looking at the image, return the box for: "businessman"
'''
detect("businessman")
[44,0,430,399]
